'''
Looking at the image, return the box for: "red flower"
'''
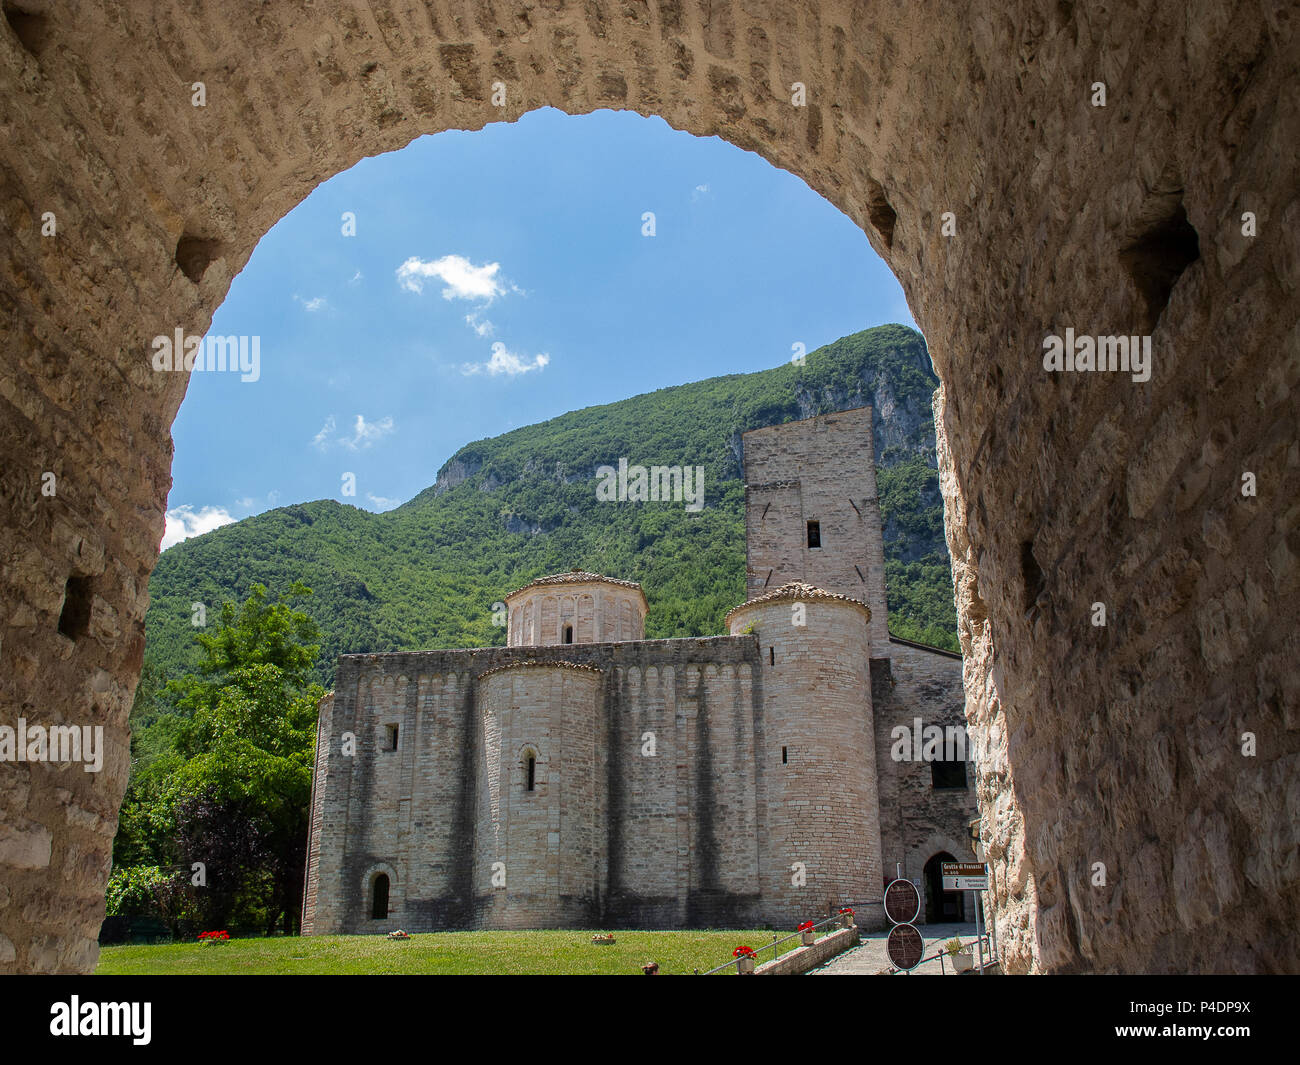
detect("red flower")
[733,946,755,958]
[798,921,815,932]
[838,907,854,915]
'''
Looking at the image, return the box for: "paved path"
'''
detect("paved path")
[810,922,996,975]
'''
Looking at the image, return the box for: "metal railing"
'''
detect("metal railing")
[697,902,881,975]
[891,931,996,975]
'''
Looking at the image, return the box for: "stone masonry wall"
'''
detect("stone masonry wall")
[1,1,1295,973]
[507,582,646,646]
[476,664,605,928]
[304,636,777,933]
[728,594,880,929]
[303,664,480,935]
[873,641,979,889]
[743,408,892,651]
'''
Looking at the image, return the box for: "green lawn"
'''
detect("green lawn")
[95,929,785,975]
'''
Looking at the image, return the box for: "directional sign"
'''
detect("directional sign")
[884,878,921,924]
[887,923,924,971]
[942,861,988,891]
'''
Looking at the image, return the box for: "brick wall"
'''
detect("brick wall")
[754,925,860,975]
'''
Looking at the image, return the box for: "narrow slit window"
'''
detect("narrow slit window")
[563,624,574,644]
[526,753,536,792]
[769,646,775,666]
[807,520,821,549]
[384,724,398,751]
[782,746,788,764]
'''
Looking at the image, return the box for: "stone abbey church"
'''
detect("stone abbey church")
[302,408,976,934]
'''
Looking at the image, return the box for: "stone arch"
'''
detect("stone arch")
[905,832,976,883]
[0,2,1295,975]
[362,862,399,924]
[517,743,542,793]
[921,851,965,924]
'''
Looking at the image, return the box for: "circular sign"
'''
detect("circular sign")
[887,922,925,971]
[884,878,921,924]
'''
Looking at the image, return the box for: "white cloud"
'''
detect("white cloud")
[311,415,336,450]
[465,311,495,337]
[348,270,363,286]
[367,494,401,512]
[342,414,395,450]
[235,496,254,509]
[161,505,236,551]
[461,341,550,377]
[294,294,328,312]
[692,183,711,201]
[397,254,507,301]
[312,413,395,450]
[267,490,280,505]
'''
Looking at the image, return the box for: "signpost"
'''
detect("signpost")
[941,862,988,891]
[884,877,921,925]
[886,922,924,971]
[941,861,989,973]
[883,875,923,973]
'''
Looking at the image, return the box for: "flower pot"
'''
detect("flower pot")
[839,913,854,929]
[952,951,974,972]
[736,955,756,974]
[800,930,816,946]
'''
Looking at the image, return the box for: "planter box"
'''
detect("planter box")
[800,930,816,946]
[952,952,974,972]
[736,956,756,974]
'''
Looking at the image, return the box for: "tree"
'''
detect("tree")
[160,583,325,934]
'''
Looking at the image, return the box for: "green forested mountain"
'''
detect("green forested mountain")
[144,324,958,691]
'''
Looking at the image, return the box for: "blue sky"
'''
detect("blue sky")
[164,107,916,548]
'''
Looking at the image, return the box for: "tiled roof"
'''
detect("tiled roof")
[504,569,646,600]
[724,581,872,623]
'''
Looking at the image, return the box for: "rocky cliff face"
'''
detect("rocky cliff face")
[443,330,941,498]
[433,454,484,496]
[792,364,938,471]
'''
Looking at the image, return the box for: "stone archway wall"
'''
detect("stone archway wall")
[0,1,1296,974]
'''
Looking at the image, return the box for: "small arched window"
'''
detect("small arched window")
[525,751,536,792]
[371,873,390,919]
[563,624,574,644]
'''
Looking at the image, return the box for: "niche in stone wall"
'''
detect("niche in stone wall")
[57,574,94,640]
[1120,175,1200,332]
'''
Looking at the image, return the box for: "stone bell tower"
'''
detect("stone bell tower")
[741,407,891,653]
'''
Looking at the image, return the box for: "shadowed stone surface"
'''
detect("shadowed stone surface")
[0,0,1296,973]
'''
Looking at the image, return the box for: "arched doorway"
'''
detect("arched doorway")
[370,874,390,920]
[922,853,965,924]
